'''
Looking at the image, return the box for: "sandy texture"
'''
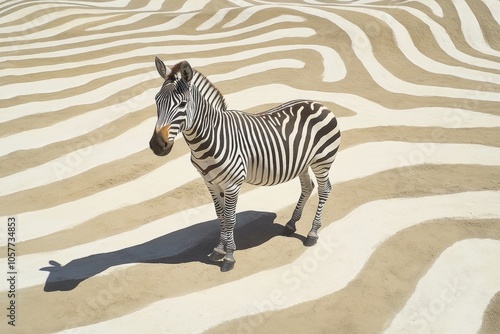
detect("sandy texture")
[0,0,499,333]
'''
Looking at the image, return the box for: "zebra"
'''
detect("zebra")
[149,58,341,271]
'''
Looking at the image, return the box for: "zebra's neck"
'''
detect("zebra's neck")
[184,70,227,136]
[191,71,227,112]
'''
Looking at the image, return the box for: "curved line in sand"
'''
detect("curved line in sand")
[48,191,500,333]
[3,141,499,245]
[384,238,500,334]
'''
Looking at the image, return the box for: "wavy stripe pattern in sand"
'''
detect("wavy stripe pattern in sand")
[0,1,499,333]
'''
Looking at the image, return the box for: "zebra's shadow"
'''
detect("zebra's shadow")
[40,210,297,292]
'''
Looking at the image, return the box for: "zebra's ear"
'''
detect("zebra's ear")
[155,56,170,79]
[180,61,193,84]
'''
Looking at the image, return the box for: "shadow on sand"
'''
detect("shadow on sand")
[41,210,303,292]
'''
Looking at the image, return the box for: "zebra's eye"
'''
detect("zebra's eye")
[179,101,187,108]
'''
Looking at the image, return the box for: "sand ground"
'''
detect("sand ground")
[0,0,499,333]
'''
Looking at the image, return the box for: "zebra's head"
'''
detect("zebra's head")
[149,57,193,156]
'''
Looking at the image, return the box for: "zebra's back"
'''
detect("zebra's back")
[233,100,341,186]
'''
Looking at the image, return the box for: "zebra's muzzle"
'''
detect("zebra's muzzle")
[149,130,173,156]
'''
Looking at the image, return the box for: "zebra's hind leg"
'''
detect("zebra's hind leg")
[283,170,315,236]
[305,167,332,246]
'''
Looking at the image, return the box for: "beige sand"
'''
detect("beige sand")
[0,0,499,333]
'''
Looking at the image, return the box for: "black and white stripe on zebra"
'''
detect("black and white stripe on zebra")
[150,58,341,271]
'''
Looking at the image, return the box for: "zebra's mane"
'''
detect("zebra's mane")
[191,70,227,112]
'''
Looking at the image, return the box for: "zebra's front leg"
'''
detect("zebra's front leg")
[283,171,315,236]
[219,185,241,272]
[206,183,227,262]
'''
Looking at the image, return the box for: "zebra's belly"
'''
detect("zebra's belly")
[191,152,303,187]
[244,162,305,186]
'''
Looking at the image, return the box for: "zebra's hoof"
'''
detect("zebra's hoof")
[304,236,318,247]
[282,224,297,236]
[221,260,235,272]
[208,248,226,262]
